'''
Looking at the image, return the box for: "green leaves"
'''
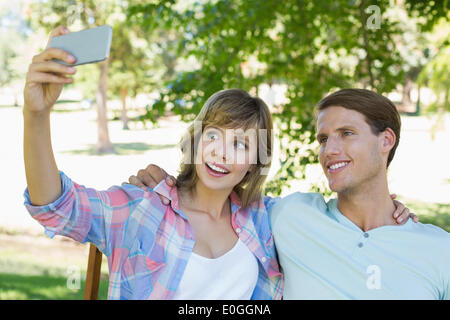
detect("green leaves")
[127,0,441,195]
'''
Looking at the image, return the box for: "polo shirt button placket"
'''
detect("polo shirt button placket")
[358,232,370,248]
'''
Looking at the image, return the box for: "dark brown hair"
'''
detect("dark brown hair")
[317,88,401,167]
[177,89,273,207]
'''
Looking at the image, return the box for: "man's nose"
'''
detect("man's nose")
[323,136,341,156]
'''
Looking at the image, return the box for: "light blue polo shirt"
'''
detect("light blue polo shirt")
[269,192,450,299]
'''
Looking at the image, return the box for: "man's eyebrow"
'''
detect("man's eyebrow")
[316,132,327,141]
[336,125,358,131]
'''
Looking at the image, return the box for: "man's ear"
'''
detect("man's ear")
[381,127,396,152]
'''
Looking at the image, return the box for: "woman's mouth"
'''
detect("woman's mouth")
[205,162,230,177]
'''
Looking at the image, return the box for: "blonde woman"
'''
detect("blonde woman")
[23,26,282,299]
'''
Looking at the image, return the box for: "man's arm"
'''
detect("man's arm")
[126,164,418,224]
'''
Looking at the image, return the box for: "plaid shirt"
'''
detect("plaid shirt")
[24,171,284,300]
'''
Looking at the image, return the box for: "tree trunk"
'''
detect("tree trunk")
[359,0,375,89]
[95,59,115,154]
[400,78,413,112]
[120,87,129,130]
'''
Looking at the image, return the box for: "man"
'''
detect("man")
[130,89,449,299]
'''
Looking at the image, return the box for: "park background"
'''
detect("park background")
[0,0,449,299]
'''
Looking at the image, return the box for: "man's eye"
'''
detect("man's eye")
[344,131,353,136]
[319,137,328,144]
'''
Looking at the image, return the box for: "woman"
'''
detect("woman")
[23,26,282,299]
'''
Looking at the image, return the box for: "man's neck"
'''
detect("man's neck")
[337,177,397,232]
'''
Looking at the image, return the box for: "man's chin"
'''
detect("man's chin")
[328,182,349,194]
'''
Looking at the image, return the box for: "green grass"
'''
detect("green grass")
[0,234,109,300]
[401,199,450,232]
[0,272,109,300]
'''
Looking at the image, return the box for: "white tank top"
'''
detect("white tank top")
[173,238,259,299]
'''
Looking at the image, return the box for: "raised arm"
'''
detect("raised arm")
[23,26,77,205]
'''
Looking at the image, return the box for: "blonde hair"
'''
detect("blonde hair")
[176,89,273,208]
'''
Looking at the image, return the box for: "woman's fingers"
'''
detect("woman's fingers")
[45,25,71,49]
[33,47,76,65]
[31,60,76,76]
[26,71,73,84]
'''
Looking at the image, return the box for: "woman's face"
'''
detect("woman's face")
[194,125,259,193]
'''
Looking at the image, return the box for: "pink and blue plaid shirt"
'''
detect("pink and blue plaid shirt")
[24,171,284,300]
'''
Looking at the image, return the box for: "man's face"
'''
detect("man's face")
[316,106,386,194]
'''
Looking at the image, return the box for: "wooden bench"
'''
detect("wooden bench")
[84,243,103,300]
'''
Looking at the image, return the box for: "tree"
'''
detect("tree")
[417,18,450,113]
[26,0,143,153]
[0,3,29,105]
[129,0,413,195]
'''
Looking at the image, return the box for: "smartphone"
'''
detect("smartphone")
[49,25,113,66]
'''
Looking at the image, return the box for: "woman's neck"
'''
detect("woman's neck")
[179,181,232,220]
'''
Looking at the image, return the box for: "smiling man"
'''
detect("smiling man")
[270,89,449,299]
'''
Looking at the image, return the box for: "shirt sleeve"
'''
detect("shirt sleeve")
[23,171,146,256]
[263,195,281,212]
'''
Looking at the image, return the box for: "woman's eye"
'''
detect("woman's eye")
[235,140,247,150]
[207,132,218,140]
[319,137,328,144]
[344,131,353,136]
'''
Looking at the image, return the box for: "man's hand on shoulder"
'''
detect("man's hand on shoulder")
[124,164,176,205]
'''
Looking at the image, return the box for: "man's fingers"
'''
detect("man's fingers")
[166,175,176,186]
[158,195,170,205]
[143,164,167,183]
[396,208,409,224]
[410,213,419,223]
[390,193,397,200]
[136,169,159,188]
[128,175,146,189]
[393,200,405,218]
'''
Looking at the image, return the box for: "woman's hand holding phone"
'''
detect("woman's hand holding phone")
[24,26,77,115]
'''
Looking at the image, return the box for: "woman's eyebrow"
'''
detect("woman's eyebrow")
[205,126,224,134]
